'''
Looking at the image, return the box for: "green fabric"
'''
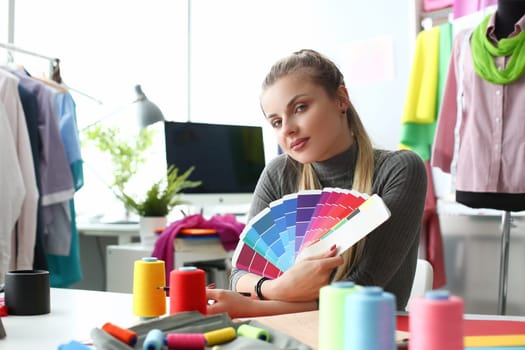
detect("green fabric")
[471,14,525,84]
[400,122,436,161]
[437,22,453,115]
[399,23,453,161]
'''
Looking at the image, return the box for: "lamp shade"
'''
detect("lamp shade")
[134,84,164,129]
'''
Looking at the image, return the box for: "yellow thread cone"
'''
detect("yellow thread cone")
[132,257,166,318]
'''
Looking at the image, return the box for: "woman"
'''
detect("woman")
[207,49,427,318]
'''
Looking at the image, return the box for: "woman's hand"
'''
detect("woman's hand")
[263,245,343,302]
[206,288,318,318]
[207,288,255,319]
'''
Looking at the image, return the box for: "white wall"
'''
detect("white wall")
[189,0,418,151]
[4,0,419,220]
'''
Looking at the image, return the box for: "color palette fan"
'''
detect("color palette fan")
[232,188,391,279]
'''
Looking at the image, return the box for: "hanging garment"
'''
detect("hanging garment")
[399,22,452,161]
[431,13,525,194]
[399,24,453,288]
[422,161,446,288]
[0,103,26,284]
[11,70,75,206]
[400,23,452,159]
[0,69,39,276]
[17,83,48,271]
[400,26,440,160]
[401,27,440,127]
[424,0,453,12]
[453,0,497,19]
[42,88,81,257]
[47,90,84,287]
[12,70,76,260]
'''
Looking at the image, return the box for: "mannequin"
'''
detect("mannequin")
[454,0,525,212]
[494,0,525,39]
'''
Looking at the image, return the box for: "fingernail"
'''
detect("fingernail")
[207,283,216,289]
[330,244,336,251]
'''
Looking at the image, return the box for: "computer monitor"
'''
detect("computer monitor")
[164,121,266,215]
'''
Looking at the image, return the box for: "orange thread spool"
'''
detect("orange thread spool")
[169,266,207,315]
[101,322,138,346]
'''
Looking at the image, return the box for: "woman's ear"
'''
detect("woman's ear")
[336,85,350,111]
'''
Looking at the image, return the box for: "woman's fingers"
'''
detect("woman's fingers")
[303,244,340,261]
[321,254,345,270]
[206,288,253,317]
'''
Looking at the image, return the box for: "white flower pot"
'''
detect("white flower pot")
[139,216,167,248]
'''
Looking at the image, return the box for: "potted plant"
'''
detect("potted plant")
[83,125,202,245]
[119,164,202,217]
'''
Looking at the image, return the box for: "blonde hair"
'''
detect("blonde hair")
[263,49,375,280]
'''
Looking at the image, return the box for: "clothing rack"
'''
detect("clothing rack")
[498,211,512,315]
[0,42,58,78]
[421,6,453,30]
[0,42,104,105]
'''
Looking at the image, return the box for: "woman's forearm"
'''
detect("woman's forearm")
[238,299,317,318]
[233,271,284,301]
[234,271,263,295]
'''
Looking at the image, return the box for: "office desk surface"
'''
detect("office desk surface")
[1,288,137,349]
[2,288,524,350]
[1,289,319,349]
[0,288,317,349]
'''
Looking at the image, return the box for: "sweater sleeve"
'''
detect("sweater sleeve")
[344,150,427,309]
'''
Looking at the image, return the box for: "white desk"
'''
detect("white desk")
[2,288,525,350]
[0,288,137,349]
[77,222,139,245]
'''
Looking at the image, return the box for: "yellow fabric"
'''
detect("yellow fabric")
[464,334,525,347]
[401,27,440,124]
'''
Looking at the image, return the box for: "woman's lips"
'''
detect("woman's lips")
[290,138,308,151]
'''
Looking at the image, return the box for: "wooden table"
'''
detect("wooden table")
[253,310,410,349]
[254,310,319,347]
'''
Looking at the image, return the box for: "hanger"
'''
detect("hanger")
[33,74,68,94]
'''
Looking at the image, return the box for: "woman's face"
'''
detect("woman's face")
[261,74,353,163]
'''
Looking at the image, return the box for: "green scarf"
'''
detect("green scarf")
[471,14,525,84]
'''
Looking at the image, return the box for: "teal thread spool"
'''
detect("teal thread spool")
[237,324,270,342]
[344,286,396,350]
[318,281,360,350]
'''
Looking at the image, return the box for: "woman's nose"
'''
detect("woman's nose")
[281,118,297,135]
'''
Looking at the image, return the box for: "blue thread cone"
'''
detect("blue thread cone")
[344,286,396,350]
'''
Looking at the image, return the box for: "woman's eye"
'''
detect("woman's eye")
[270,119,282,128]
[295,104,307,113]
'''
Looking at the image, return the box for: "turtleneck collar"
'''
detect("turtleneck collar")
[311,144,357,188]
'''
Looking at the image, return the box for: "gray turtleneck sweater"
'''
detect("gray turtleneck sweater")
[230,145,427,310]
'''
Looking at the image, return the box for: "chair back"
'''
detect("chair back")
[407,259,434,310]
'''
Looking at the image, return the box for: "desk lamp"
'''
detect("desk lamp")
[81,84,164,131]
[133,84,165,129]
